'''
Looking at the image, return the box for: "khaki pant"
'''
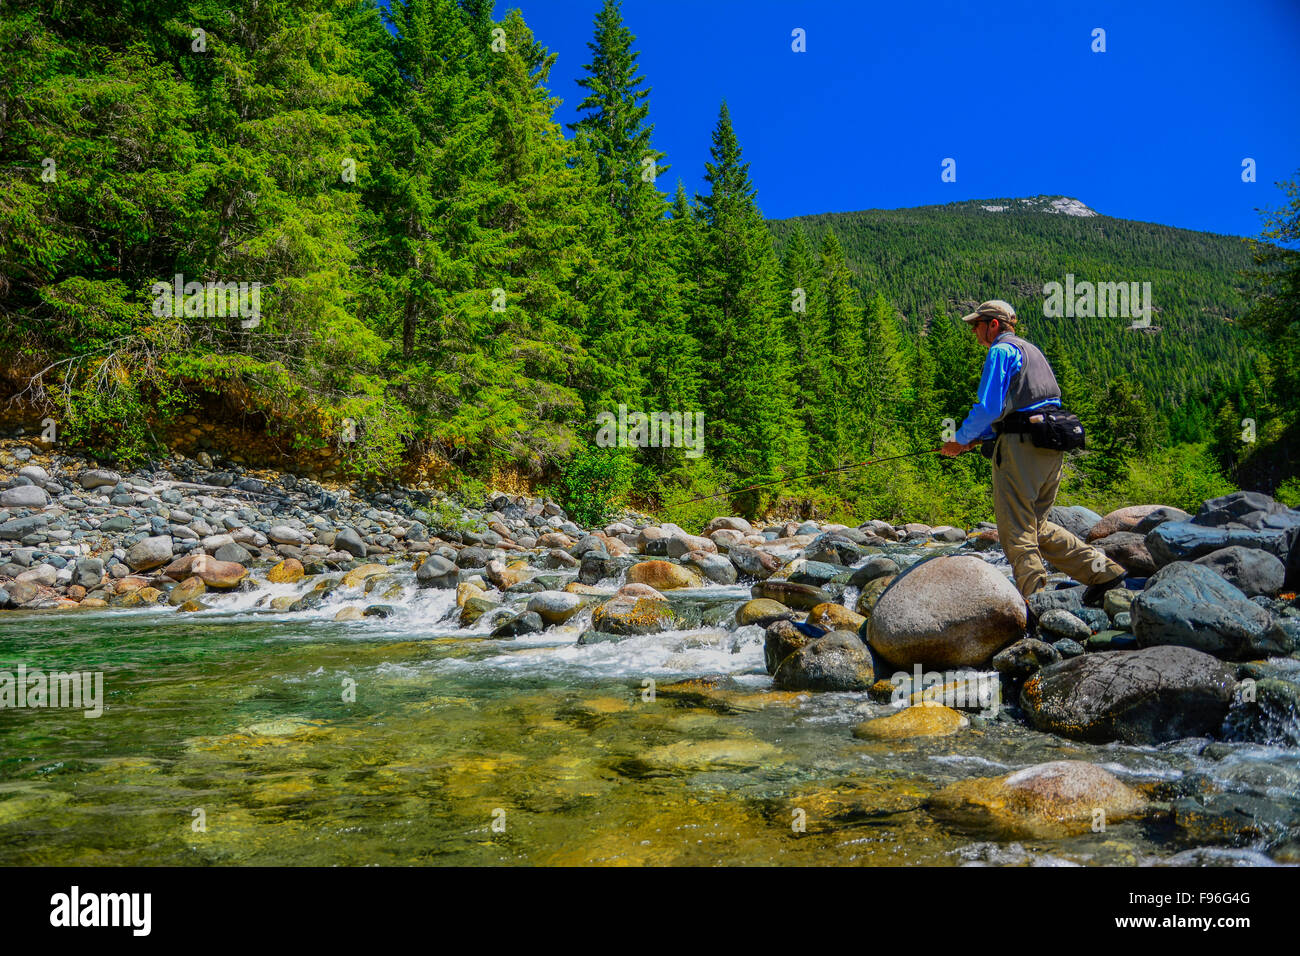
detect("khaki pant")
[991,433,1125,599]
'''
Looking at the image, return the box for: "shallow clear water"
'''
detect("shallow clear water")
[1,568,1296,866]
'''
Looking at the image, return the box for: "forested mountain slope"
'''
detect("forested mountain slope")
[769,197,1262,441]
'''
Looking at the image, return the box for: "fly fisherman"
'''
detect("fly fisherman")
[938,300,1126,605]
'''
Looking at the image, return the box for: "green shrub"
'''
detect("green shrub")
[559,448,635,526]
[1275,476,1300,509]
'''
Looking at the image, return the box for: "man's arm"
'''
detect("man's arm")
[953,344,1020,445]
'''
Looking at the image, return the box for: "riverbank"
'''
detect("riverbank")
[2,439,1299,864]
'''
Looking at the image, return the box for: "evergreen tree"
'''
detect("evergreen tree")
[1083,374,1157,487]
[694,102,800,480]
[819,230,867,465]
[780,226,829,470]
[859,291,907,455]
[567,0,664,221]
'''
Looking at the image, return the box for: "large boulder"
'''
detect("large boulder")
[807,602,866,633]
[591,593,674,635]
[665,533,717,558]
[1020,645,1238,743]
[853,704,968,740]
[680,550,737,585]
[168,575,207,606]
[992,638,1061,683]
[267,558,305,584]
[1133,506,1192,534]
[416,555,459,588]
[763,619,816,674]
[1193,490,1290,529]
[1192,546,1286,598]
[1086,504,1168,541]
[1046,505,1102,541]
[785,559,843,588]
[268,525,310,546]
[125,535,173,571]
[73,557,104,590]
[929,761,1147,838]
[703,516,754,536]
[855,574,895,616]
[772,631,874,691]
[1089,531,1156,576]
[213,542,254,565]
[1131,561,1290,659]
[727,545,780,580]
[334,527,368,558]
[190,556,248,589]
[623,560,699,590]
[803,533,867,566]
[1154,493,1300,586]
[490,611,544,639]
[737,599,795,628]
[79,468,120,490]
[848,556,899,588]
[526,590,586,625]
[867,555,1026,669]
[0,515,47,540]
[751,579,831,611]
[0,485,48,508]
[1145,521,1286,570]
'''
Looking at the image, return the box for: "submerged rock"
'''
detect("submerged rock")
[1222,677,1300,746]
[929,760,1147,838]
[853,704,968,739]
[631,737,783,774]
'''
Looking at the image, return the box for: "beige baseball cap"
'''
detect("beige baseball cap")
[961,299,1016,324]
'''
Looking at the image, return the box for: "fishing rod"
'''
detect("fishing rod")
[676,447,944,505]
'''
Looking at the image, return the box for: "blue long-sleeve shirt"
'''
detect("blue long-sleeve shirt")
[954,343,1059,444]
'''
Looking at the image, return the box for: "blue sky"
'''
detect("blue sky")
[487,0,1300,237]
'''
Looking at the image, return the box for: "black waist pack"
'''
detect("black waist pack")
[996,408,1086,451]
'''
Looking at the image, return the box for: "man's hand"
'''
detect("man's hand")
[939,440,977,457]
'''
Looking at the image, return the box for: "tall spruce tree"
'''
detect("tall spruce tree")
[860,292,908,455]
[566,0,683,418]
[567,0,664,221]
[694,102,800,480]
[820,230,868,464]
[779,227,830,471]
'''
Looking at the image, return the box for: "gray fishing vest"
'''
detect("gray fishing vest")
[993,331,1061,421]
